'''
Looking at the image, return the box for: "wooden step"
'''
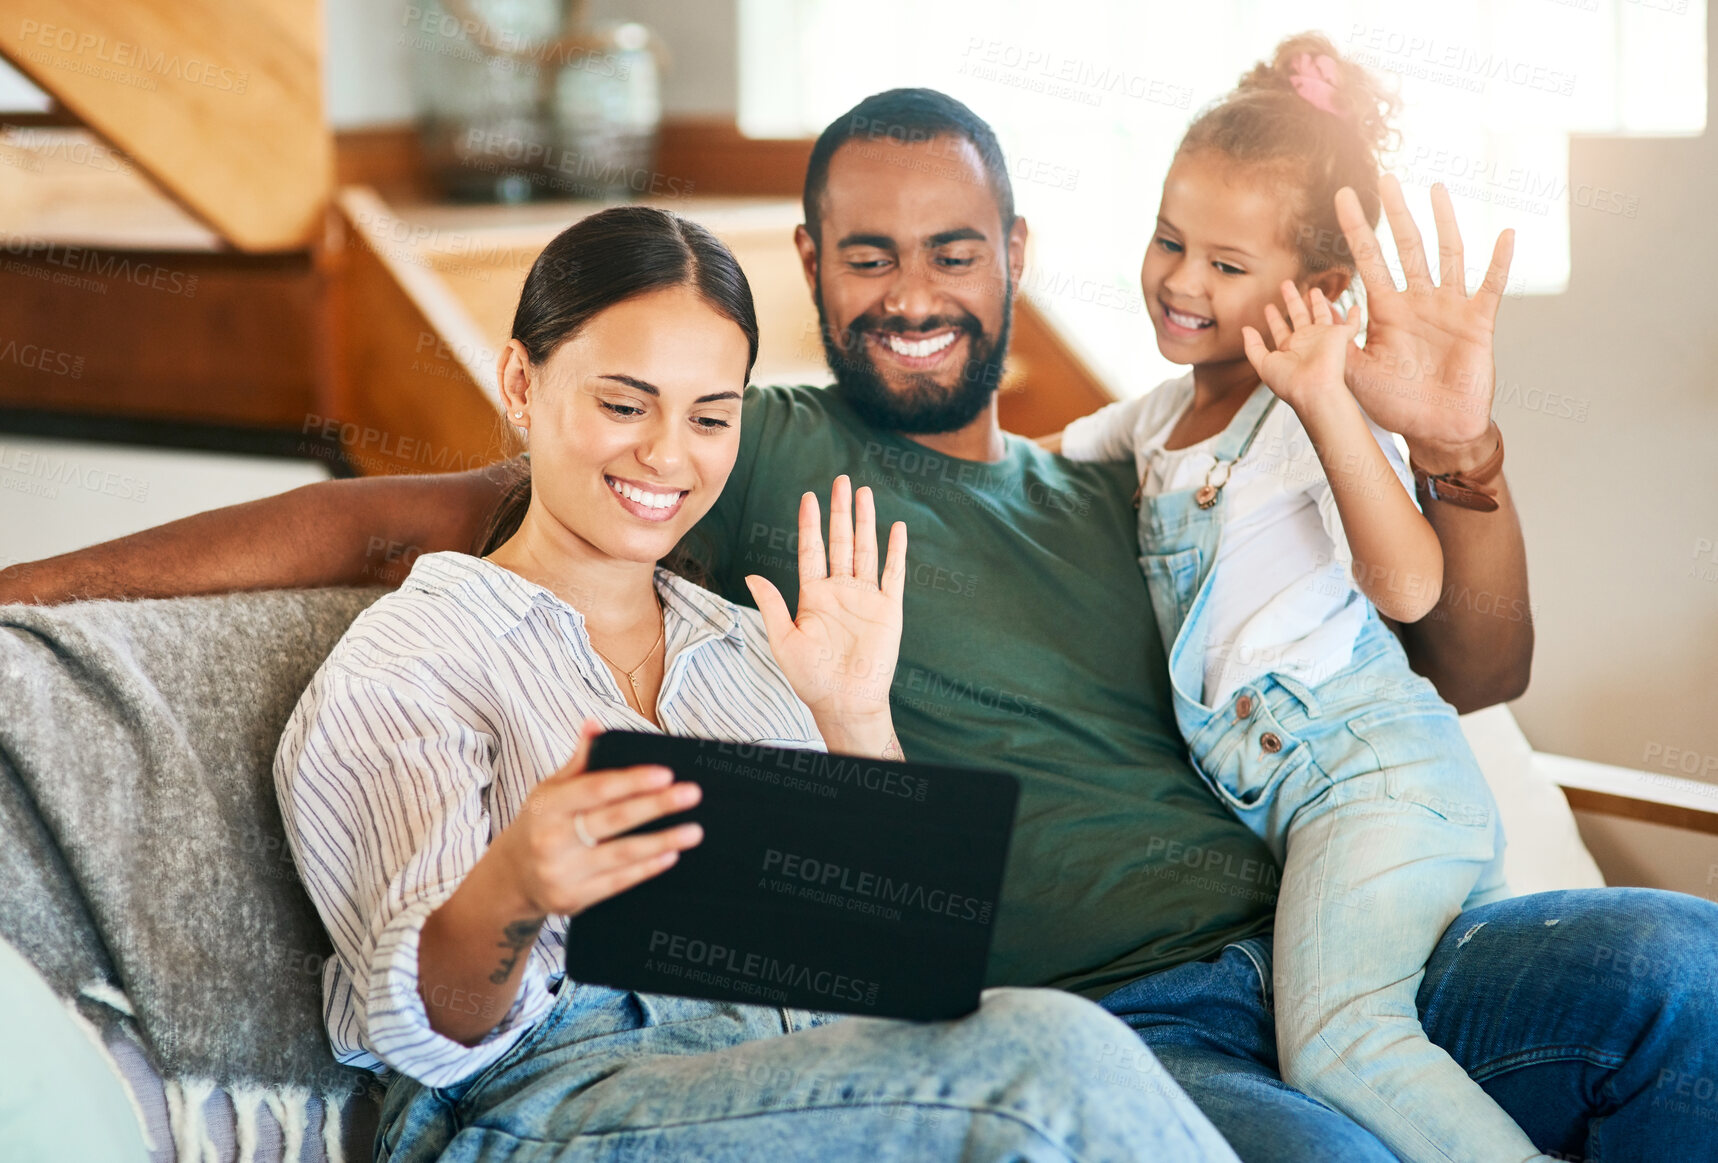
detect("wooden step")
[0,0,331,251]
[0,122,324,433]
[0,124,220,250]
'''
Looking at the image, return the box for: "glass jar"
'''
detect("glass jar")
[547,22,663,200]
[406,0,664,203]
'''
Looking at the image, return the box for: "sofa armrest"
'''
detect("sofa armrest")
[1536,755,1718,837]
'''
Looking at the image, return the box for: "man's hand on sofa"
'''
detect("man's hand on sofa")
[0,462,520,606]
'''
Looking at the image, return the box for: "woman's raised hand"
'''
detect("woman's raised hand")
[745,475,907,758]
[490,720,703,918]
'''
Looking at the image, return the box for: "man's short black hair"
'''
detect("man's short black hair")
[802,88,1015,247]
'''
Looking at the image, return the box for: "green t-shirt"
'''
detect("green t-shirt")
[688,383,1276,1000]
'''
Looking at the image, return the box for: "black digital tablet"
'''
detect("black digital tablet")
[566,732,1020,1022]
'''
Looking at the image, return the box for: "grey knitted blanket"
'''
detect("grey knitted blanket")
[0,587,388,1159]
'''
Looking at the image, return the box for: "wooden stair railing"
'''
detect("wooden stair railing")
[0,0,330,433]
[0,0,331,251]
[0,122,328,432]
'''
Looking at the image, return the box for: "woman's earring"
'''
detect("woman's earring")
[513,410,524,419]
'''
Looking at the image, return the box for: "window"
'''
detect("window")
[741,0,1705,396]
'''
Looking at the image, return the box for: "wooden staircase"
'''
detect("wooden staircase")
[0,0,329,251]
[0,0,334,443]
[0,118,331,435]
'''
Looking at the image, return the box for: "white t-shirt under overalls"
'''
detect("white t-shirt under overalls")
[1061,372,1416,706]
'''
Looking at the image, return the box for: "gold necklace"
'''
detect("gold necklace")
[589,601,665,714]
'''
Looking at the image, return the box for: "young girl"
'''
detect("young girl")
[1057,34,1548,1163]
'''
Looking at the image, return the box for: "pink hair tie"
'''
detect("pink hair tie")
[1288,52,1342,116]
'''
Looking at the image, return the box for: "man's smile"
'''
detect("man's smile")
[864,326,967,372]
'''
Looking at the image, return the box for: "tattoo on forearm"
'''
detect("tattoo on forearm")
[881,733,905,762]
[488,916,545,985]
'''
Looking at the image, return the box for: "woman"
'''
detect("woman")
[274,206,1234,1162]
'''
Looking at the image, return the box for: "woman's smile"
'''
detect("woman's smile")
[604,473,690,523]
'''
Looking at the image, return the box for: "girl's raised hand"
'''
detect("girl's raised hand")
[744,475,907,758]
[1241,281,1364,415]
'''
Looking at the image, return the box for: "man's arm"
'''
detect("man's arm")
[1334,178,1532,712]
[1390,432,1532,713]
[0,462,516,606]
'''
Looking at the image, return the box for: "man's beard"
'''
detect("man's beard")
[816,282,1013,435]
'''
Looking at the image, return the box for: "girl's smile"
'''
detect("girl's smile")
[1159,301,1217,336]
[1140,149,1348,397]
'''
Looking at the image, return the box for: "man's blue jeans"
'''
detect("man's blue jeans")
[1100,887,1718,1162]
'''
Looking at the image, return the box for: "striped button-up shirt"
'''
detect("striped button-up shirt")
[274,551,823,1086]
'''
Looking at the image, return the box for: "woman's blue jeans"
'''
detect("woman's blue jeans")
[376,985,1238,1162]
[373,891,1718,1161]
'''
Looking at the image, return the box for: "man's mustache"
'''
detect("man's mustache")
[838,312,983,347]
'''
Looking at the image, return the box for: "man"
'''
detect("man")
[6,90,1716,1161]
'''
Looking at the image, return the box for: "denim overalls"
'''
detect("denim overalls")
[1135,384,1540,1163]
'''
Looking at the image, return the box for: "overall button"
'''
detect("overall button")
[1234,694,1254,718]
[1260,732,1283,754]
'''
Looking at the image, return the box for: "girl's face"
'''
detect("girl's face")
[1140,150,1342,373]
[499,284,749,566]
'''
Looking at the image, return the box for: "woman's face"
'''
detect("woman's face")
[502,285,750,566]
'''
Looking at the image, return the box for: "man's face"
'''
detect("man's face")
[795,133,1027,434]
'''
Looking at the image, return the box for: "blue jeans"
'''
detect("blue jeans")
[1192,616,1524,1161]
[376,985,1237,1162]
[1100,887,1718,1162]
[1136,377,1531,1161]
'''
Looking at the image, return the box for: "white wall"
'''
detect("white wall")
[0,57,48,111]
[324,0,421,126]
[1497,13,1718,778]
[0,439,330,570]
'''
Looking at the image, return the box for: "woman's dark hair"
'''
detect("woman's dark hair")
[477,205,759,560]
